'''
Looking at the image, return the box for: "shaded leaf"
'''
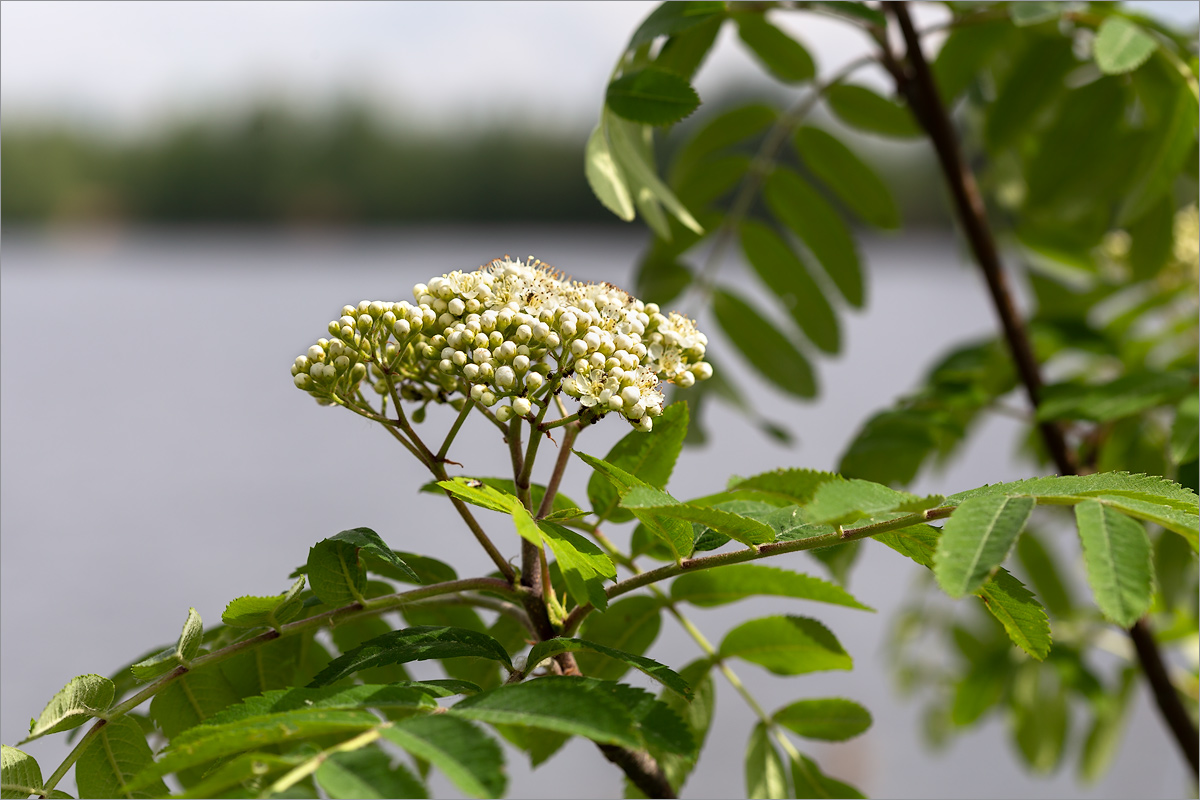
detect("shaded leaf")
[316,746,427,799]
[325,528,420,583]
[1009,2,1061,26]
[307,540,367,607]
[309,627,513,687]
[805,479,936,526]
[745,723,787,799]
[789,751,865,798]
[671,104,776,185]
[77,717,167,799]
[149,664,241,741]
[381,715,505,799]
[588,401,689,524]
[773,698,871,741]
[607,68,701,126]
[1037,370,1195,422]
[735,13,815,83]
[794,126,899,229]
[764,168,864,306]
[720,615,852,675]
[526,638,691,698]
[174,752,305,799]
[671,564,871,610]
[575,596,664,681]
[825,84,920,138]
[656,15,724,79]
[713,288,816,397]
[1171,393,1200,464]
[629,1,727,46]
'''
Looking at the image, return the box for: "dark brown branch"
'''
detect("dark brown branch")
[598,744,677,798]
[888,1,1198,778]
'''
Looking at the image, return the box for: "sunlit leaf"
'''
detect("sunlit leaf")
[934,495,1035,597]
[671,563,871,610]
[773,698,871,741]
[1094,16,1159,74]
[221,576,307,630]
[309,627,513,687]
[575,596,665,681]
[25,675,114,742]
[381,715,506,799]
[720,615,852,675]
[1074,500,1154,627]
[745,723,786,799]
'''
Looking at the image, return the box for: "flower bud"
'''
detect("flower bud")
[512,397,532,416]
[308,345,326,362]
[369,301,386,317]
[294,374,312,389]
[350,363,368,382]
[496,405,515,422]
[452,351,468,367]
[525,372,544,390]
[677,370,696,388]
[633,416,653,432]
[394,319,411,337]
[512,354,530,373]
[570,339,588,357]
[620,385,641,405]
[496,366,516,388]
[438,359,455,373]
[480,391,497,407]
[448,298,466,316]
[463,364,480,381]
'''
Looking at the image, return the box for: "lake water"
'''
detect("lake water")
[0,228,1185,798]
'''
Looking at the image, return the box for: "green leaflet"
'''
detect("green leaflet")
[934,495,1035,598]
[1118,59,1197,225]
[794,126,899,229]
[734,12,815,83]
[773,698,872,742]
[789,751,865,798]
[805,478,941,526]
[727,468,841,506]
[494,723,571,768]
[575,596,665,681]
[720,615,852,676]
[712,288,817,398]
[586,123,636,221]
[876,524,1051,659]
[825,83,921,139]
[582,680,694,756]
[1079,667,1137,783]
[323,528,419,583]
[175,752,307,800]
[947,471,1199,510]
[1094,16,1158,75]
[951,654,1010,726]
[25,674,114,742]
[763,167,864,307]
[740,220,840,354]
[1074,500,1154,627]
[1009,1,1061,26]
[984,35,1076,151]
[670,564,871,611]
[423,477,580,521]
[317,746,427,800]
[435,478,520,514]
[309,627,513,687]
[628,1,727,47]
[130,607,203,682]
[576,451,694,560]
[129,709,381,790]
[1036,370,1195,422]
[149,664,241,741]
[537,519,617,611]
[526,638,692,699]
[621,487,776,545]
[307,539,367,606]
[1,745,43,800]
[381,715,506,799]
[670,104,776,186]
[450,677,644,750]
[77,716,167,799]
[655,15,723,80]
[745,722,787,799]
[932,19,1014,103]
[221,575,306,630]
[606,68,701,126]
[588,401,689,524]
[625,659,715,796]
[607,111,704,236]
[195,685,440,729]
[1171,393,1199,464]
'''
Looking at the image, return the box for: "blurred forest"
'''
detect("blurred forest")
[1,94,946,229]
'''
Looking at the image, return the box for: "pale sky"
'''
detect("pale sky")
[2,1,1196,132]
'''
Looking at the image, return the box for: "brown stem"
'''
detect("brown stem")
[536,423,582,519]
[888,0,1197,776]
[598,744,677,799]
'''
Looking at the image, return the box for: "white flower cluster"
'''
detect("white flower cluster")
[291,257,712,431]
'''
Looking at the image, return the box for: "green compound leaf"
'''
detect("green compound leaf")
[77,716,168,799]
[307,539,367,607]
[825,83,921,138]
[526,638,692,699]
[536,519,617,611]
[381,715,506,799]
[789,751,865,798]
[629,1,727,46]
[1094,16,1158,75]
[588,401,689,524]
[720,615,852,675]
[713,288,816,398]
[794,126,899,229]
[576,451,694,561]
[934,495,1035,598]
[25,674,114,742]
[586,123,636,221]
[450,677,642,750]
[740,220,840,354]
[734,13,815,83]
[1036,370,1195,423]
[876,524,1051,659]
[621,488,776,545]
[222,575,307,630]
[745,722,787,799]
[773,698,872,742]
[317,746,427,800]
[1,745,43,799]
[575,596,664,681]
[607,68,701,126]
[670,564,871,611]
[763,167,864,307]
[1075,500,1154,627]
[130,607,203,682]
[728,468,842,505]
[309,626,513,687]
[805,478,938,526]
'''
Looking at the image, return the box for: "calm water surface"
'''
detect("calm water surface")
[0,228,1184,798]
